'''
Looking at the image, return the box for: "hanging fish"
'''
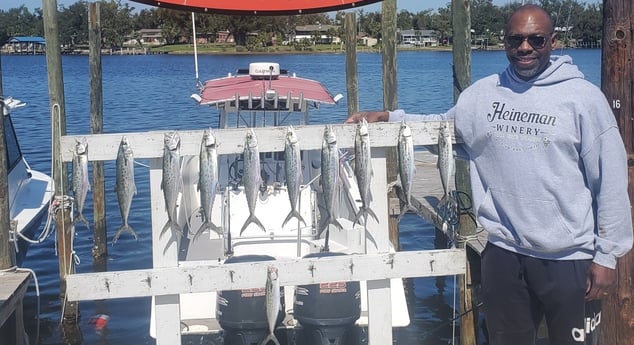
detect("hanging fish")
[113,136,138,244]
[160,131,183,238]
[240,129,266,235]
[353,118,378,227]
[397,121,416,219]
[282,126,306,228]
[261,265,282,345]
[72,137,90,230]
[193,129,221,241]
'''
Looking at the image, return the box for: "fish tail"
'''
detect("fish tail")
[332,217,344,231]
[112,224,138,245]
[259,333,281,345]
[281,210,306,228]
[193,221,222,242]
[366,206,379,224]
[240,214,267,236]
[352,210,365,228]
[72,214,91,231]
[160,221,171,238]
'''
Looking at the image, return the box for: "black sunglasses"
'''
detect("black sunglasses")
[506,34,552,49]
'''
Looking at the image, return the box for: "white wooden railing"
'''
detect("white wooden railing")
[62,121,465,345]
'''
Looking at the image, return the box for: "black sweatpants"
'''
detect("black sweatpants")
[481,243,599,345]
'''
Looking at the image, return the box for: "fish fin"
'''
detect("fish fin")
[72,215,91,231]
[352,210,364,228]
[366,206,379,224]
[365,229,378,250]
[160,221,171,238]
[112,224,138,245]
[332,218,344,231]
[259,333,281,345]
[193,221,222,242]
[162,233,179,255]
[281,210,306,228]
[240,214,267,236]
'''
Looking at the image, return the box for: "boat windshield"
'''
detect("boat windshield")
[4,115,23,173]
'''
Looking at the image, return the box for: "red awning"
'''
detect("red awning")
[199,74,336,106]
[130,0,382,15]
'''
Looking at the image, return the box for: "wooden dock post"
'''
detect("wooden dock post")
[42,0,78,321]
[344,12,358,116]
[89,2,108,258]
[451,0,478,344]
[0,102,16,271]
[600,0,634,343]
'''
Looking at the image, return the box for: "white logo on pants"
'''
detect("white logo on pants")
[571,311,601,342]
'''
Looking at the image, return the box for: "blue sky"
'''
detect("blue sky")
[5,0,600,12]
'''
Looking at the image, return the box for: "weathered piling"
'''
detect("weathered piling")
[600,0,634,343]
[89,2,108,258]
[0,100,14,270]
[344,12,358,115]
[373,1,398,344]
[42,0,78,321]
[451,0,477,344]
[381,0,399,250]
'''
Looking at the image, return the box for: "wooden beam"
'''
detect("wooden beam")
[59,121,460,162]
[65,249,465,301]
[42,0,78,321]
[89,2,108,258]
[600,0,634,343]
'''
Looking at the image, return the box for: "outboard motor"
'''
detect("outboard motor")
[217,255,284,345]
[294,252,361,345]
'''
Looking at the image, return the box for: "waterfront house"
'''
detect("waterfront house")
[1,36,46,54]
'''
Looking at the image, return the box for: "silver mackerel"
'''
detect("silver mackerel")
[320,125,343,235]
[397,121,416,217]
[194,129,221,241]
[240,129,266,235]
[353,118,378,226]
[438,121,454,197]
[113,136,138,244]
[282,126,306,228]
[160,131,183,238]
[72,137,90,230]
[261,265,281,345]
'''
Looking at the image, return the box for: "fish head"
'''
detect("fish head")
[202,129,216,148]
[267,265,279,280]
[286,126,298,145]
[164,131,181,151]
[245,129,258,148]
[323,125,337,145]
[399,121,412,138]
[75,137,88,155]
[119,136,133,156]
[356,118,369,137]
[440,121,451,136]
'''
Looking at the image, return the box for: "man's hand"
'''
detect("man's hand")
[585,263,616,300]
[344,111,389,124]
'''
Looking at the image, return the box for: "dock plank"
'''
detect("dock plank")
[0,270,31,345]
[408,150,488,254]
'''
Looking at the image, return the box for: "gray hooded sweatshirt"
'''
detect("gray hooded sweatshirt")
[390,55,632,268]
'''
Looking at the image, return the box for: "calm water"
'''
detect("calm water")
[1,48,601,345]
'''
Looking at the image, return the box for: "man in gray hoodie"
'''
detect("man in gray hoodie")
[346,4,633,345]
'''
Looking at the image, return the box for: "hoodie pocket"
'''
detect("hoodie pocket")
[477,188,576,252]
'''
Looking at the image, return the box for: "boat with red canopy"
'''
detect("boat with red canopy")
[191,62,343,128]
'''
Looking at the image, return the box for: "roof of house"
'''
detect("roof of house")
[397,30,436,37]
[7,36,46,44]
[295,24,339,32]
